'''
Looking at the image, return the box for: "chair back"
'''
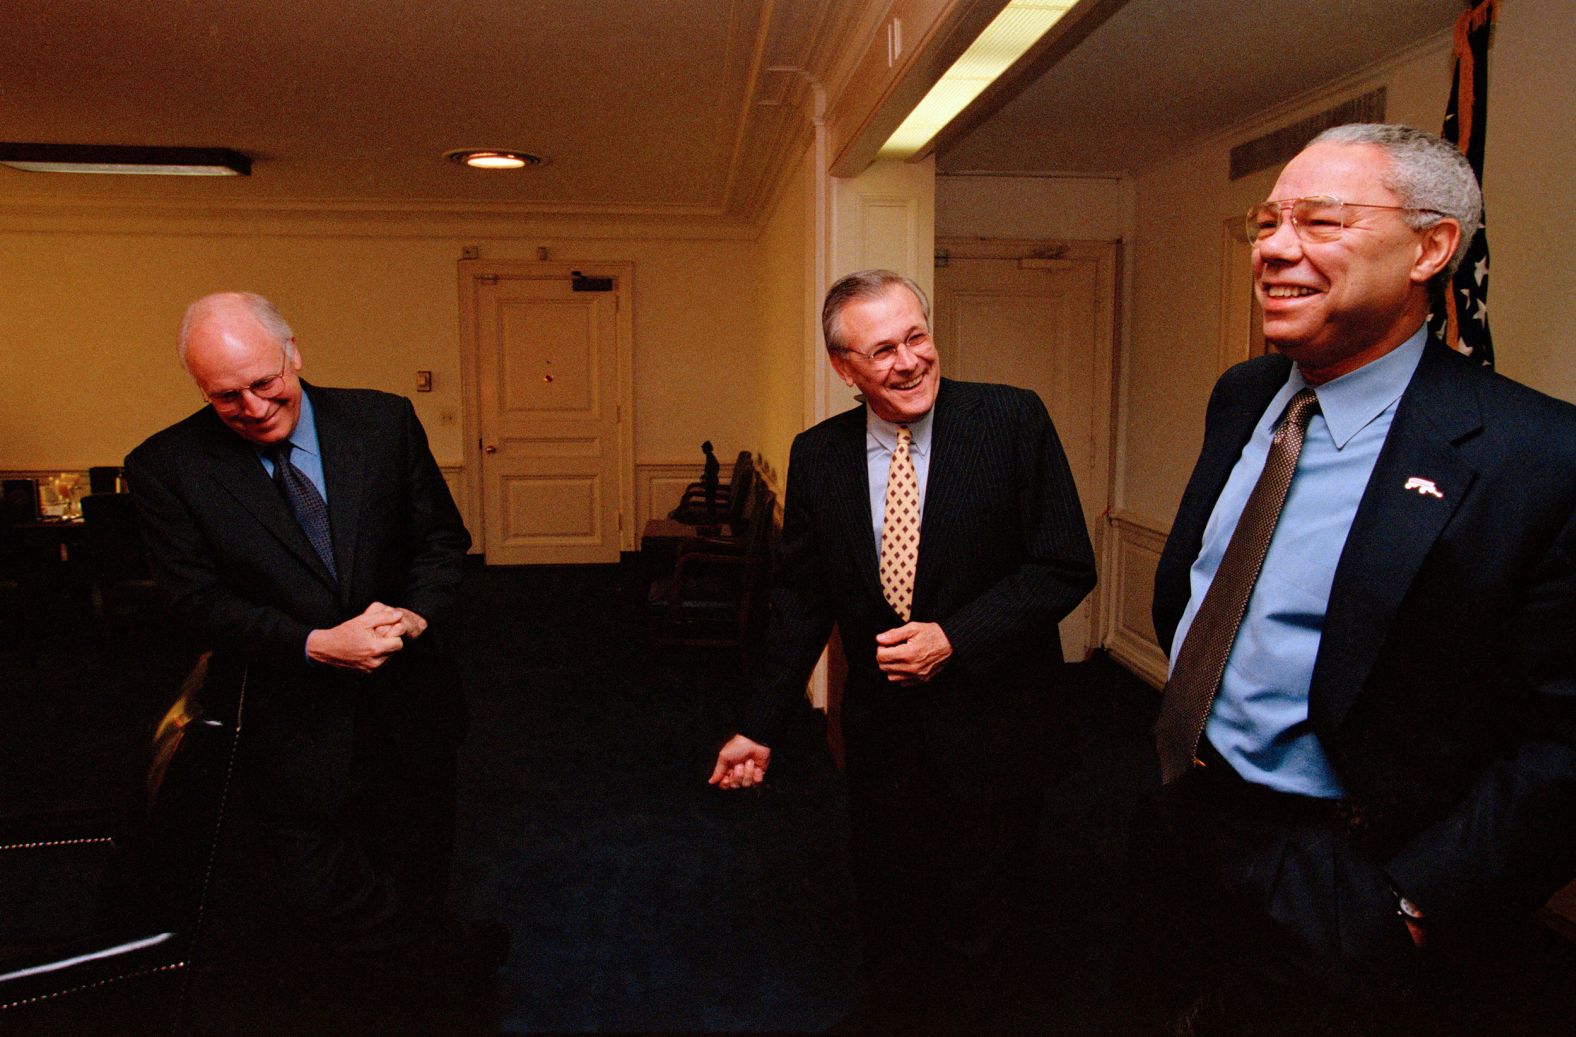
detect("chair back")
[87,467,123,495]
[0,652,247,1030]
[80,493,151,582]
[726,461,757,536]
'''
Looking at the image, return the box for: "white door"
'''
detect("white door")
[465,266,631,564]
[933,242,1117,661]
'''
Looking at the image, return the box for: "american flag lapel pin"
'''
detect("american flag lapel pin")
[1403,477,1444,499]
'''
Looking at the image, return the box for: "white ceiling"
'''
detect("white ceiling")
[0,0,1465,220]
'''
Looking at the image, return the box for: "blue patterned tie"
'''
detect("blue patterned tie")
[270,441,336,581]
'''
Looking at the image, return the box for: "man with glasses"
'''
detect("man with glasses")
[125,292,507,986]
[710,270,1096,1031]
[1142,125,1576,1034]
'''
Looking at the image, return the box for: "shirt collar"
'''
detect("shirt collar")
[866,401,935,457]
[1280,325,1428,450]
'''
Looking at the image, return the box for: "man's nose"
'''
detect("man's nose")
[889,340,920,371]
[238,390,272,418]
[1256,208,1303,262]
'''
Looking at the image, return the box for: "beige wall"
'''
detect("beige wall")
[0,214,758,476]
[753,145,815,488]
[935,174,1129,241]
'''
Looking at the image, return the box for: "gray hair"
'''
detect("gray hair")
[177,291,295,369]
[1309,123,1481,288]
[821,270,930,354]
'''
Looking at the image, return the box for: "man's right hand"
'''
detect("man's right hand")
[306,601,407,672]
[708,734,771,789]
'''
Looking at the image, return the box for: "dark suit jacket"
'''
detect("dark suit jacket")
[1154,343,1576,929]
[125,384,471,817]
[743,379,1096,797]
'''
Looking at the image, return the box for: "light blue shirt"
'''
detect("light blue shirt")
[866,405,934,551]
[258,390,328,502]
[1170,327,1428,797]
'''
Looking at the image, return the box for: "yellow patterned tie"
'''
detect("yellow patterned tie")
[879,426,920,621]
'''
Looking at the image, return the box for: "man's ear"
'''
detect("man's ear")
[1411,219,1462,285]
[828,351,857,388]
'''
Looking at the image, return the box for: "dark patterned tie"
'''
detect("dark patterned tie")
[1154,388,1320,783]
[269,440,337,581]
[879,426,920,621]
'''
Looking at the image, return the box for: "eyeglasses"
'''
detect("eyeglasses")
[838,329,934,369]
[1245,196,1445,245]
[204,351,291,409]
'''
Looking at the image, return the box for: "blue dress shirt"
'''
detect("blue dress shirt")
[866,405,934,551]
[1169,327,1429,797]
[258,390,329,502]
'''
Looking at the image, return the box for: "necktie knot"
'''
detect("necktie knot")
[1280,388,1320,436]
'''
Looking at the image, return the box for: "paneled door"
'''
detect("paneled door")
[933,241,1117,661]
[463,263,632,564]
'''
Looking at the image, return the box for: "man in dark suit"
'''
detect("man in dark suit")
[125,292,505,977]
[710,270,1097,1030]
[1145,125,1576,1034]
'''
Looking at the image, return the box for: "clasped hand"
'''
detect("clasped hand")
[305,601,428,672]
[875,621,952,685]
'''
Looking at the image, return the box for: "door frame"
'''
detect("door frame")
[935,237,1120,661]
[457,259,636,558]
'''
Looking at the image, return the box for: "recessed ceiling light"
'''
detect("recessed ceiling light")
[0,142,251,176]
[445,148,546,170]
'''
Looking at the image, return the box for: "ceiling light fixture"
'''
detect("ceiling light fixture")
[445,148,545,170]
[0,143,251,176]
[879,0,1076,160]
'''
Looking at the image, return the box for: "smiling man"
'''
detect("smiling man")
[125,292,507,985]
[710,270,1096,1031]
[1143,125,1576,1034]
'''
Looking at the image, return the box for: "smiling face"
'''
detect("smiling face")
[184,299,304,447]
[1254,142,1457,384]
[827,283,940,424]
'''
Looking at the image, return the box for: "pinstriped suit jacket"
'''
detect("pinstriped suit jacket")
[742,378,1096,796]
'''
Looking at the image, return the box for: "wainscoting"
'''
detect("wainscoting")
[1100,510,1169,689]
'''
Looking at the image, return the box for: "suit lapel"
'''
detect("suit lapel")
[1309,345,1481,732]
[313,387,364,603]
[828,407,882,603]
[198,412,337,589]
[912,380,979,617]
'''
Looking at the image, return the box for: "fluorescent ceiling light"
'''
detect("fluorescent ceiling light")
[0,143,250,176]
[880,0,1075,160]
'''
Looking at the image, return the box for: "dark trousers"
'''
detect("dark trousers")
[245,691,461,961]
[1129,759,1435,1037]
[844,725,1041,1034]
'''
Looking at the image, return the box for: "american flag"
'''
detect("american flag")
[1428,0,1497,367]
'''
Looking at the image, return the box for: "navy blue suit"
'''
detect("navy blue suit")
[1148,342,1576,1029]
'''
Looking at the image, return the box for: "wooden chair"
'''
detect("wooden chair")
[648,482,775,666]
[0,652,247,1034]
[669,450,754,527]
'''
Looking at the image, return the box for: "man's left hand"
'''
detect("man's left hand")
[875,622,952,685]
[374,607,429,641]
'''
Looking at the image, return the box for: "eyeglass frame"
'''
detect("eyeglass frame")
[1245,195,1447,246]
[203,347,293,409]
[833,328,935,369]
